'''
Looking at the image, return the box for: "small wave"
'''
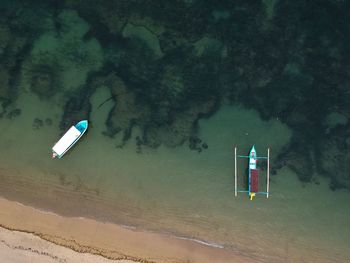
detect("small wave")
[120,224,136,230]
[174,236,225,249]
[12,198,225,250]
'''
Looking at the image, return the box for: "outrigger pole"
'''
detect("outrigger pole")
[234,146,270,200]
[267,148,270,198]
[234,147,237,197]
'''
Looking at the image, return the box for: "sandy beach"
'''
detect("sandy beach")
[0,197,258,263]
[0,226,134,263]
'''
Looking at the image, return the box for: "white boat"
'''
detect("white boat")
[52,120,88,158]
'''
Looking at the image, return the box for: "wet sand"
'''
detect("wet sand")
[0,197,257,263]
[0,226,134,263]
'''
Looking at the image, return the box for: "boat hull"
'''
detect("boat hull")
[248,146,258,194]
[52,120,88,158]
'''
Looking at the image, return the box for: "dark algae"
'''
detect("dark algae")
[0,0,349,190]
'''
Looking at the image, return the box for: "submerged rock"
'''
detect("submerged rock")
[274,133,315,183]
[0,68,11,106]
[0,22,31,111]
[6,108,21,120]
[32,118,44,130]
[159,30,188,53]
[29,62,61,99]
[324,112,348,131]
[60,88,92,132]
[122,22,163,58]
[0,24,11,52]
[45,118,53,126]
[21,9,103,102]
[101,74,150,146]
[145,100,217,149]
[189,136,202,152]
[319,126,350,191]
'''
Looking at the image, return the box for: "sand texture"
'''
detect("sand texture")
[0,197,257,263]
[0,226,134,263]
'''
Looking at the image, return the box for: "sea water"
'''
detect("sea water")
[0,3,349,262]
[0,86,349,262]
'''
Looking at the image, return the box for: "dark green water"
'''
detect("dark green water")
[0,1,350,262]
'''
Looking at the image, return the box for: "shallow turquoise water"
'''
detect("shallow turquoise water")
[0,88,349,262]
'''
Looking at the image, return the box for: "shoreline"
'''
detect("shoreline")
[0,196,258,263]
[9,197,227,250]
[0,226,134,263]
[0,167,231,255]
[1,165,349,263]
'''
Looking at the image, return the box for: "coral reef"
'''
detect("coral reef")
[59,87,93,132]
[93,73,150,146]
[144,100,216,149]
[0,67,11,111]
[21,9,103,102]
[1,0,350,190]
[319,124,350,190]
[5,108,21,120]
[71,1,350,181]
[158,30,188,53]
[122,21,163,58]
[93,69,216,151]
[45,118,53,126]
[27,56,62,99]
[0,19,32,112]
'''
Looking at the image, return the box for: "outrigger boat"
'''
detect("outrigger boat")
[234,145,270,200]
[51,120,88,158]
